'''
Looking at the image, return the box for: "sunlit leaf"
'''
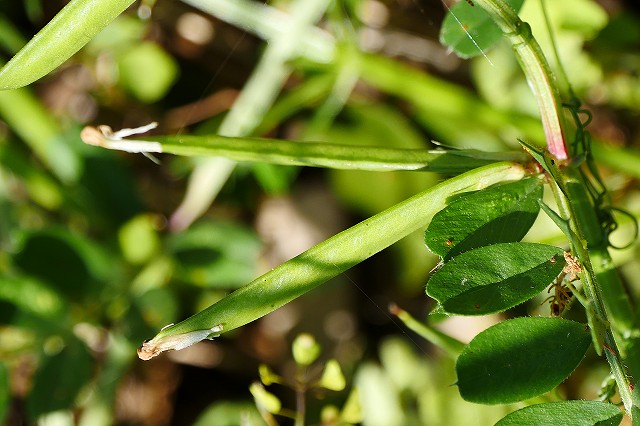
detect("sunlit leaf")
[134,288,179,331]
[495,400,622,426]
[258,364,280,386]
[426,242,565,315]
[0,89,80,183]
[456,317,591,404]
[341,387,363,424]
[425,177,542,259]
[440,0,525,59]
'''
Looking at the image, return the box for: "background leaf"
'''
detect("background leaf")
[26,338,93,420]
[117,42,178,102]
[440,0,525,59]
[426,243,565,315]
[167,221,261,289]
[456,317,592,404]
[0,276,65,320]
[0,363,8,425]
[13,229,108,302]
[424,177,542,259]
[494,400,622,426]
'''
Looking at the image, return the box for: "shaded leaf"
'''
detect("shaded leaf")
[456,317,592,404]
[134,287,179,332]
[426,242,565,315]
[425,177,542,260]
[440,0,525,59]
[495,400,622,426]
[13,229,105,302]
[26,338,93,420]
[81,154,145,227]
[168,221,261,289]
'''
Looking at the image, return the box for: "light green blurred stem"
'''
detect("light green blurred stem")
[150,162,526,343]
[180,0,334,63]
[170,0,331,231]
[389,304,464,358]
[0,14,27,53]
[148,134,527,172]
[591,143,640,180]
[0,88,79,183]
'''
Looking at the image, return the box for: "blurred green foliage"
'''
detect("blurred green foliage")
[0,0,639,424]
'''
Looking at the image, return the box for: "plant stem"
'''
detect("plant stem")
[180,0,334,63]
[476,0,640,415]
[473,0,568,160]
[539,0,571,96]
[550,174,635,412]
[295,372,306,426]
[389,303,465,357]
[553,168,639,410]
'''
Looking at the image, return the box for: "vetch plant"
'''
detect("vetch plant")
[1,0,638,424]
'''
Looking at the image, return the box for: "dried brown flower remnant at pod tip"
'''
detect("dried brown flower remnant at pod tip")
[137,324,224,360]
[80,122,161,153]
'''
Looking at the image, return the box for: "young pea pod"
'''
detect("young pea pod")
[138,162,526,359]
[0,0,135,90]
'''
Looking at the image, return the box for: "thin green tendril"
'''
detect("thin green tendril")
[564,99,638,249]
